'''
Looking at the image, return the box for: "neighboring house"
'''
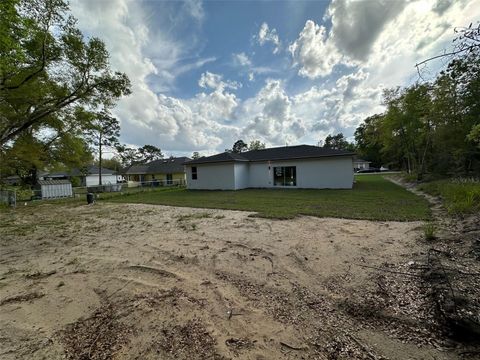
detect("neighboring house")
[125,157,191,186]
[353,159,371,171]
[184,145,355,190]
[43,166,118,187]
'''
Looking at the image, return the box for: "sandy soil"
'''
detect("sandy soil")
[0,202,465,359]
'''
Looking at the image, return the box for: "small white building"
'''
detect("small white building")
[184,145,355,190]
[36,180,73,199]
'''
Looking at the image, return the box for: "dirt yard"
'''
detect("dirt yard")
[0,202,475,359]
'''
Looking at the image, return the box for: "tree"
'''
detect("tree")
[232,139,248,153]
[0,0,131,147]
[84,110,120,185]
[323,133,355,151]
[354,114,384,167]
[248,140,266,150]
[137,145,163,162]
[192,151,200,159]
[116,144,163,167]
[467,124,480,149]
[1,129,92,185]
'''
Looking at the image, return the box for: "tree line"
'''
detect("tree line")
[336,24,480,179]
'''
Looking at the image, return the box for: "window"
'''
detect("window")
[273,166,296,186]
[191,167,197,180]
[166,173,173,184]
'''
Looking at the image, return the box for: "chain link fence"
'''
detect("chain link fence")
[0,189,16,207]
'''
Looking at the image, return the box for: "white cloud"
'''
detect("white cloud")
[198,71,241,91]
[256,22,281,54]
[232,52,278,82]
[289,20,343,79]
[327,0,407,61]
[232,52,252,67]
[70,0,480,156]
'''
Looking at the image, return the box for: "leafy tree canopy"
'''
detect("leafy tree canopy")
[248,140,266,150]
[0,0,131,147]
[232,139,248,153]
[323,133,355,151]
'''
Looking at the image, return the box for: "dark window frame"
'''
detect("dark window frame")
[273,166,296,186]
[191,166,197,180]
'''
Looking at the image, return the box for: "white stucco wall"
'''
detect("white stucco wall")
[186,156,354,190]
[186,163,235,190]
[234,163,250,189]
[86,174,118,187]
[249,157,353,189]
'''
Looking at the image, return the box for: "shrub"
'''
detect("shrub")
[423,222,437,241]
[419,178,480,215]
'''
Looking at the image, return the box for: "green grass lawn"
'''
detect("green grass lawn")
[105,175,430,221]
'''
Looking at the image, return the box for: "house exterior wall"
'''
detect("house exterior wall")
[234,163,249,190]
[248,157,353,189]
[144,172,185,182]
[85,174,117,187]
[186,163,235,190]
[186,156,354,190]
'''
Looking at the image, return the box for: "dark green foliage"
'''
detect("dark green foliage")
[232,140,248,153]
[0,0,130,146]
[115,144,163,167]
[323,133,355,152]
[0,0,130,184]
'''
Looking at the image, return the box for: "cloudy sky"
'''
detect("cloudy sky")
[70,0,479,157]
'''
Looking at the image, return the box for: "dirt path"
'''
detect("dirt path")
[0,202,468,359]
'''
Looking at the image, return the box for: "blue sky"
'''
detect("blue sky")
[70,0,480,157]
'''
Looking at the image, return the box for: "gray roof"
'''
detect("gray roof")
[38,179,71,185]
[184,145,355,165]
[125,164,149,175]
[125,157,191,175]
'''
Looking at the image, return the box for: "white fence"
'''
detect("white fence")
[0,189,16,207]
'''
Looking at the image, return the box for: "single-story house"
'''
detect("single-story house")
[43,166,118,187]
[353,159,372,171]
[353,159,371,171]
[184,145,355,190]
[125,157,191,187]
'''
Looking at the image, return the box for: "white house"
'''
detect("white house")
[43,166,118,187]
[353,159,371,171]
[184,145,355,190]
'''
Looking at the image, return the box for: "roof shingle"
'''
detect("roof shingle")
[184,145,354,165]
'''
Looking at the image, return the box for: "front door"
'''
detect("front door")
[166,173,173,185]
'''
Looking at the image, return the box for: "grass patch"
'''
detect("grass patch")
[176,212,212,222]
[105,175,430,221]
[423,222,437,241]
[418,178,480,215]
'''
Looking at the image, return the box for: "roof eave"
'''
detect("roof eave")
[184,159,249,166]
